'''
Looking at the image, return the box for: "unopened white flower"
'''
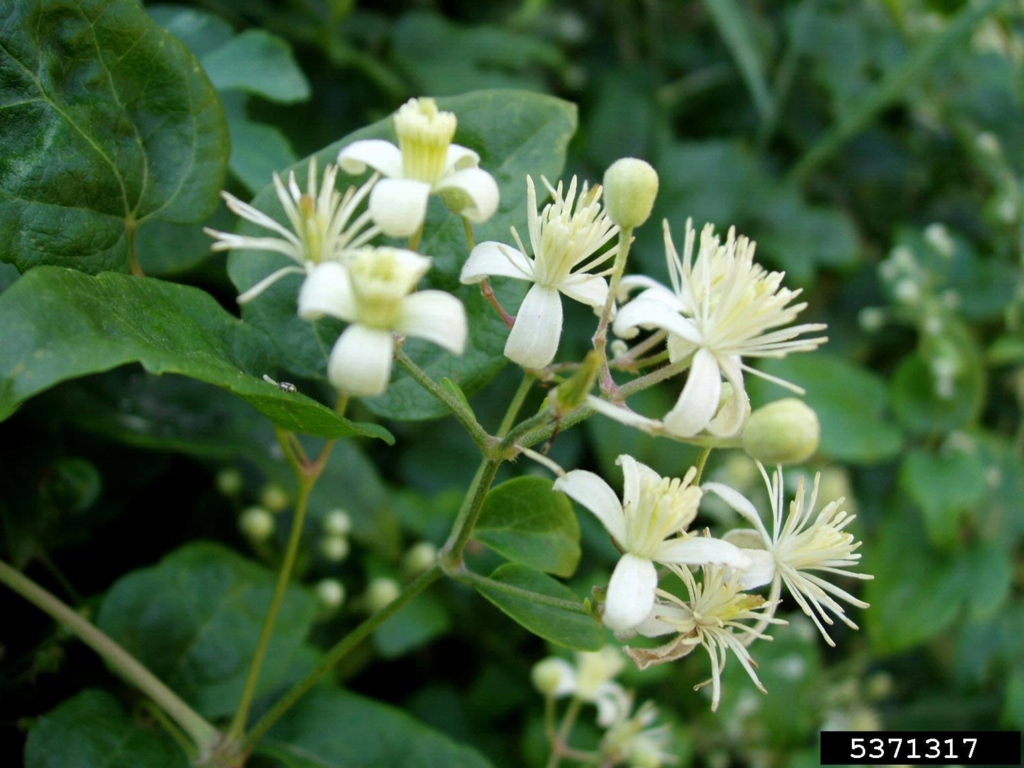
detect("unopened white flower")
[601,698,677,768]
[298,247,466,396]
[207,158,380,304]
[533,648,630,726]
[338,97,499,237]
[611,220,827,437]
[461,176,619,368]
[631,563,784,711]
[704,465,872,646]
[554,455,749,632]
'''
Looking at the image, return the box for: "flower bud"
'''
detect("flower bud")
[260,483,289,513]
[319,534,350,563]
[322,509,352,537]
[365,577,401,613]
[402,541,437,576]
[239,506,275,541]
[531,657,570,697]
[602,158,658,229]
[741,399,820,465]
[315,578,346,611]
[216,468,244,497]
[549,350,601,416]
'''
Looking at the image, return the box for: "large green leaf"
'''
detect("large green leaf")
[97,542,316,719]
[899,447,987,548]
[25,690,189,768]
[256,685,495,768]
[475,476,581,577]
[0,267,391,442]
[0,0,229,274]
[228,90,578,419]
[473,563,604,651]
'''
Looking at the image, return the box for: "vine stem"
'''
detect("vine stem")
[592,226,634,392]
[237,564,444,754]
[547,696,584,768]
[228,428,337,741]
[0,558,220,757]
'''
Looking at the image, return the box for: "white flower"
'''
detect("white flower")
[630,563,784,711]
[532,648,630,726]
[704,465,872,646]
[298,247,466,396]
[600,698,678,768]
[553,455,749,632]
[461,176,620,368]
[611,220,827,437]
[337,97,499,237]
[206,158,380,304]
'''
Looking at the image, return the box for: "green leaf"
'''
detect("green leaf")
[748,354,903,464]
[97,542,316,719]
[473,563,604,651]
[475,476,581,577]
[228,90,577,419]
[0,0,229,274]
[373,593,451,659]
[200,30,310,103]
[25,690,189,768]
[963,542,1012,620]
[899,447,987,548]
[0,267,391,442]
[865,513,971,655]
[890,340,985,436]
[256,685,495,768]
[701,0,774,119]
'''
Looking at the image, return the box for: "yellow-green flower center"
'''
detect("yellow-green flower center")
[349,249,420,329]
[624,471,701,556]
[394,98,457,185]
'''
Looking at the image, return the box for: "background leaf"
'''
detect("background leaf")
[97,542,316,719]
[0,267,391,441]
[0,0,229,274]
[475,477,581,577]
[24,690,189,768]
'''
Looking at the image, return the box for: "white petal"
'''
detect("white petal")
[727,546,776,590]
[667,333,699,363]
[444,143,481,172]
[436,168,499,224]
[396,291,467,355]
[327,324,394,397]
[543,659,578,698]
[617,454,662,518]
[653,536,750,569]
[723,529,767,551]
[663,347,722,437]
[614,292,699,343]
[460,241,534,284]
[558,274,608,308]
[297,262,357,322]
[369,178,432,238]
[504,284,563,368]
[701,482,766,532]
[554,470,627,544]
[338,139,404,178]
[603,554,658,632]
[616,275,667,302]
[594,683,631,728]
[630,610,679,639]
[586,396,663,435]
[706,356,749,437]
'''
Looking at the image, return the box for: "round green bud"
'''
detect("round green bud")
[319,534,350,563]
[365,577,401,613]
[260,483,290,513]
[315,578,346,611]
[239,507,274,541]
[741,398,820,465]
[602,158,659,229]
[322,509,352,537]
[216,468,244,497]
[530,657,569,697]
[630,744,664,768]
[402,541,437,576]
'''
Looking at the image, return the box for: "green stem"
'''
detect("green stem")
[441,459,502,567]
[454,570,590,614]
[693,446,713,485]
[238,564,444,753]
[0,558,220,756]
[228,468,318,740]
[395,349,495,454]
[499,374,534,437]
[462,216,476,250]
[547,696,584,768]
[592,227,634,390]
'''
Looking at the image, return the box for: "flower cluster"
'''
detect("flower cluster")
[207,97,496,397]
